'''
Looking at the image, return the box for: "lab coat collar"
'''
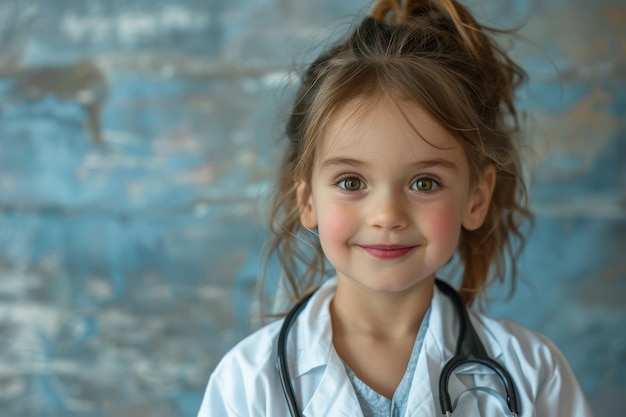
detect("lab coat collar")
[288,279,335,379]
[288,278,504,374]
[288,279,363,415]
[427,284,504,363]
[286,278,505,415]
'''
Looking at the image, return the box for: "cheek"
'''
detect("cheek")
[316,202,356,247]
[420,203,463,247]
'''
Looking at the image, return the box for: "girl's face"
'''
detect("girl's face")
[298,96,494,294]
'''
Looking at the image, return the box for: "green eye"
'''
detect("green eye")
[412,178,438,192]
[338,178,364,191]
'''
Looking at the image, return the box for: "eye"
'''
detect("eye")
[411,177,439,192]
[337,177,365,191]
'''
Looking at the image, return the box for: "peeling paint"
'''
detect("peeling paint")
[61,6,211,45]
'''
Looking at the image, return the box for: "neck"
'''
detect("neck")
[330,275,435,340]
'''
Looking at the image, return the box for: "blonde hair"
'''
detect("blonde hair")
[265,0,532,307]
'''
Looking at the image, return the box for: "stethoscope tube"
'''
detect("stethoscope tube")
[277,279,521,417]
[276,291,316,417]
[435,280,520,416]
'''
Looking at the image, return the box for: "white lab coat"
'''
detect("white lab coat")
[198,278,593,416]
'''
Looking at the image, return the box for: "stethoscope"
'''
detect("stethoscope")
[276,279,520,416]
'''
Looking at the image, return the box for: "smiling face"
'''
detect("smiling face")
[297,95,495,294]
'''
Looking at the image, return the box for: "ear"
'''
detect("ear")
[296,180,317,229]
[462,166,496,231]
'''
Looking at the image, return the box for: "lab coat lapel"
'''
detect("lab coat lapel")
[407,284,505,416]
[405,287,449,416]
[288,279,363,416]
[302,348,363,417]
[404,343,438,416]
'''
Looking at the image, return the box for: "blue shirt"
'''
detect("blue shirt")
[344,307,432,417]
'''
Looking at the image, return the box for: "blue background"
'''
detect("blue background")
[0,0,623,416]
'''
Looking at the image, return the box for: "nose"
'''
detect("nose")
[367,190,410,231]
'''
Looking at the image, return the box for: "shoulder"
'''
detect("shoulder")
[198,279,338,417]
[430,286,560,370]
[470,311,593,415]
[198,319,284,416]
[214,277,336,379]
[212,318,283,390]
[430,289,566,388]
[470,310,560,376]
[474,312,549,351]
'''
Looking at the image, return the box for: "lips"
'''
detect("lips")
[359,244,417,259]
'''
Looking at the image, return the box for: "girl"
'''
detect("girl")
[198,0,593,415]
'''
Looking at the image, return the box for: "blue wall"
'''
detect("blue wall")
[0,0,623,415]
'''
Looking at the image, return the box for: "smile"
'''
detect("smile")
[359,244,418,260]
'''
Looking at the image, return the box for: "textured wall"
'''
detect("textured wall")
[0,0,623,416]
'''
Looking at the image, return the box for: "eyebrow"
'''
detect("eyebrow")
[320,158,366,170]
[320,157,458,171]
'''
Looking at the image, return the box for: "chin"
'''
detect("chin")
[362,274,434,293]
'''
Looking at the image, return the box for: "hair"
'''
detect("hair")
[264,0,533,307]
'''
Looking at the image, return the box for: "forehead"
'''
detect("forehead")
[317,95,466,166]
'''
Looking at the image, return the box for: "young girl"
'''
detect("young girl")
[198,0,593,415]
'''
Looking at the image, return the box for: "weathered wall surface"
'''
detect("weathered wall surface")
[0,0,623,416]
